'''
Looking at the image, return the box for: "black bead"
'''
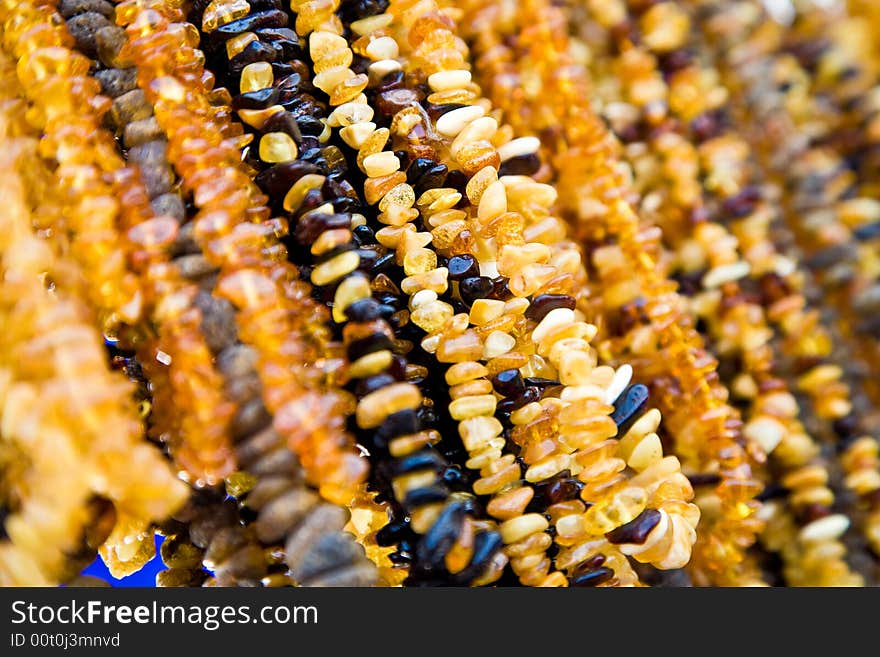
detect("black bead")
[447,254,479,280]
[254,161,321,199]
[375,409,421,442]
[254,27,302,59]
[854,221,880,241]
[523,377,561,388]
[570,567,614,587]
[415,501,466,569]
[361,250,396,276]
[499,152,541,177]
[441,464,466,488]
[347,333,394,362]
[328,196,361,214]
[228,40,277,75]
[344,298,394,322]
[686,473,722,487]
[261,110,303,143]
[489,276,514,301]
[392,450,447,477]
[338,0,389,24]
[492,368,525,397]
[444,169,469,201]
[530,470,583,508]
[755,483,790,502]
[232,86,281,111]
[459,276,495,306]
[403,485,449,509]
[343,298,384,323]
[353,224,376,245]
[212,9,288,38]
[296,115,325,137]
[376,519,410,547]
[454,530,504,584]
[610,384,649,436]
[356,373,398,397]
[497,386,541,414]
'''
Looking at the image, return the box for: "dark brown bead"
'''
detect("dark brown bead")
[139,163,174,198]
[459,276,494,306]
[254,160,322,199]
[525,293,576,321]
[293,212,351,244]
[492,368,524,397]
[570,566,615,587]
[195,291,239,354]
[606,508,663,544]
[499,152,541,177]
[212,9,288,38]
[447,254,478,280]
[376,88,424,117]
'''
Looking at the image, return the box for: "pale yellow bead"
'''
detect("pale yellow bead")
[240,62,274,93]
[258,132,298,163]
[310,251,359,286]
[500,514,549,544]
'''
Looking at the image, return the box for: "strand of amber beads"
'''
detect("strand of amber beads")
[342,0,700,584]
[255,0,510,586]
[689,0,876,413]
[689,0,880,571]
[4,0,243,487]
[0,96,187,585]
[388,0,698,583]
[557,0,860,586]
[334,1,621,586]
[183,0,462,585]
[0,0,142,330]
[449,0,762,586]
[574,0,858,586]
[116,0,369,506]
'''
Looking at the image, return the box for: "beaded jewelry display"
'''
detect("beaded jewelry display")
[0,0,878,587]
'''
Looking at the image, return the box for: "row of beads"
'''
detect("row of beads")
[0,75,186,585]
[348,0,700,584]
[563,0,860,585]
[689,0,880,578]
[182,0,495,585]
[117,0,369,507]
[282,0,510,586]
[10,0,244,487]
[452,0,752,585]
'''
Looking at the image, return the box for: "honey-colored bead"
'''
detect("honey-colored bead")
[240,62,274,93]
[436,330,484,363]
[582,487,648,535]
[356,383,422,429]
[202,0,251,32]
[487,487,534,521]
[258,132,298,164]
[311,251,360,286]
